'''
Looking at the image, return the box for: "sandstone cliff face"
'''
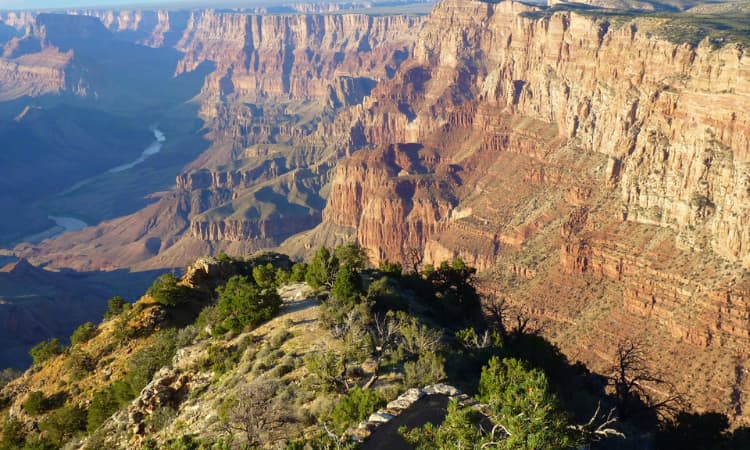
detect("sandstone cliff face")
[174,11,421,101]
[0,11,35,33]
[313,0,750,421]
[71,9,185,47]
[0,49,69,100]
[330,0,749,278]
[323,143,459,261]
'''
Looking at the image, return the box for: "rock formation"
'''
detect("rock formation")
[16,10,425,271]
[174,11,421,103]
[307,0,750,422]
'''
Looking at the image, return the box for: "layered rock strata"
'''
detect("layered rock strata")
[312,0,750,422]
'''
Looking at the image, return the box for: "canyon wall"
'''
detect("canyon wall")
[174,11,421,101]
[73,9,189,48]
[314,0,750,422]
[17,10,425,271]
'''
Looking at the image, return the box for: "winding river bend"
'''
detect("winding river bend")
[109,128,166,173]
[24,128,167,243]
[61,127,166,196]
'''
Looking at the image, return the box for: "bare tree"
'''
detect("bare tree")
[484,294,511,337]
[456,328,499,350]
[222,379,289,446]
[362,313,403,388]
[484,296,539,341]
[405,247,423,274]
[305,350,350,393]
[568,402,626,443]
[608,340,684,420]
[397,313,442,356]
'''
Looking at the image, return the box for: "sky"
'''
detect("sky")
[0,0,280,10]
[0,0,187,8]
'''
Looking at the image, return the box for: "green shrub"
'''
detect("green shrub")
[87,388,119,432]
[70,322,98,346]
[275,267,290,286]
[29,338,64,366]
[112,314,138,345]
[330,386,385,432]
[104,296,127,319]
[125,329,178,396]
[147,273,194,307]
[175,325,199,349]
[23,391,49,416]
[204,344,240,376]
[65,349,96,380]
[289,262,308,282]
[0,418,26,449]
[403,353,446,387]
[252,263,277,289]
[478,357,577,449]
[305,247,338,289]
[20,436,57,450]
[334,242,369,272]
[39,405,87,446]
[378,260,403,276]
[401,400,482,449]
[269,329,292,348]
[212,275,283,335]
[331,265,362,304]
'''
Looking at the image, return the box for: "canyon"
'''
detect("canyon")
[1,0,749,427]
[309,0,750,424]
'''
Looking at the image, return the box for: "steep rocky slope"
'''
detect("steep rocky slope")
[304,0,750,423]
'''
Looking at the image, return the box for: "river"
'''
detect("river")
[109,128,166,173]
[61,127,166,195]
[21,128,167,244]
[47,216,88,233]
[20,215,89,244]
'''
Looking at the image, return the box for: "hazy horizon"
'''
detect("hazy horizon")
[0,0,284,10]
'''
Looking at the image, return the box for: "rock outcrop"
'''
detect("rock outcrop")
[71,9,190,48]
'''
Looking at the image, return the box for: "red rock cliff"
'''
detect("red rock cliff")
[315,0,750,422]
[174,12,422,101]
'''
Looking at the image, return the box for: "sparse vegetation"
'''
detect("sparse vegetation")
[70,322,98,346]
[148,273,196,307]
[2,247,739,449]
[29,338,64,366]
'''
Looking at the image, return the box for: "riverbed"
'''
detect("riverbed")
[109,128,166,173]
[61,127,166,195]
[21,127,166,244]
